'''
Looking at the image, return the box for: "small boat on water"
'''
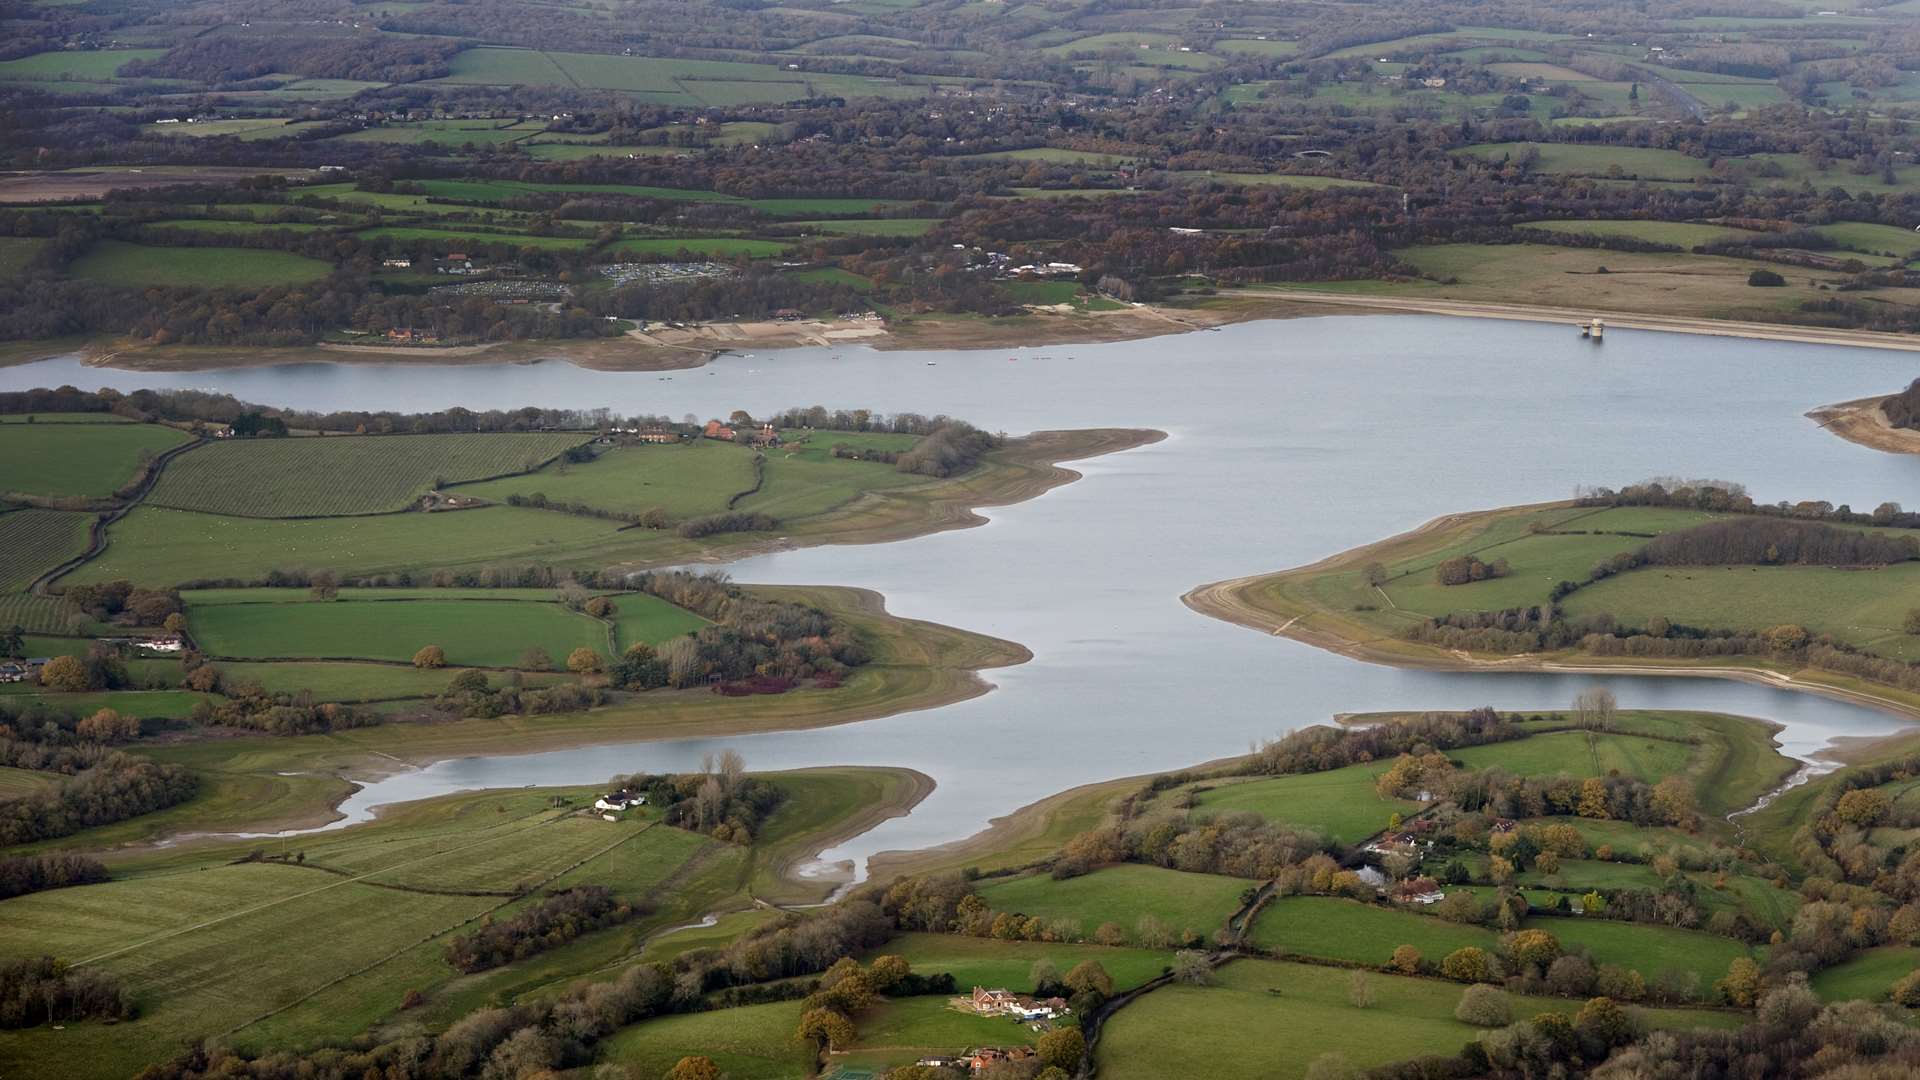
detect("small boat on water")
[1579,318,1605,341]
[926,361,937,366]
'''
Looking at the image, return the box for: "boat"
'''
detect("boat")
[1579,318,1605,341]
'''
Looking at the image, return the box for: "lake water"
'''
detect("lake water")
[8,315,1919,871]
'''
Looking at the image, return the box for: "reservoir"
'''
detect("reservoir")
[9,314,1919,870]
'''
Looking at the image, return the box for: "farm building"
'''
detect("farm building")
[703,420,736,441]
[961,986,1069,1021]
[1390,877,1446,905]
[594,790,645,811]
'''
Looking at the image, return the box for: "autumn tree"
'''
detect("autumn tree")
[567,647,603,674]
[666,1056,722,1080]
[412,645,446,669]
[796,1007,854,1051]
[1455,984,1511,1026]
[1036,1026,1085,1072]
[1716,957,1762,1007]
[1064,959,1113,997]
[1441,946,1496,983]
[1573,687,1616,731]
[37,655,89,691]
[1390,944,1422,974]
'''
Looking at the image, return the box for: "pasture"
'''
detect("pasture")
[0,419,188,499]
[1528,916,1757,986]
[453,439,756,519]
[735,448,928,521]
[976,864,1249,943]
[0,48,164,80]
[1096,958,1738,1080]
[1811,945,1920,1001]
[598,1000,813,1079]
[1449,730,1695,783]
[1194,761,1419,844]
[68,241,332,288]
[64,504,629,585]
[184,595,614,667]
[1456,143,1713,181]
[0,508,94,590]
[1249,896,1498,965]
[865,933,1173,992]
[146,431,590,517]
[1518,219,1757,247]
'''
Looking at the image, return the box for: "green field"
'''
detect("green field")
[1813,221,1920,259]
[453,439,755,519]
[1519,219,1758,247]
[792,218,941,236]
[145,218,329,235]
[1530,917,1757,986]
[65,504,628,585]
[212,660,529,701]
[149,118,296,140]
[1449,730,1696,783]
[328,119,543,146]
[1195,761,1419,844]
[977,864,1248,943]
[0,49,164,80]
[1457,143,1712,181]
[1250,896,1498,965]
[68,241,332,288]
[605,236,790,258]
[148,432,590,517]
[0,508,95,590]
[864,932,1172,992]
[599,1000,813,1079]
[0,420,189,499]
[1810,945,1920,1002]
[1561,562,1920,663]
[0,590,88,634]
[735,448,927,521]
[184,595,615,667]
[1097,958,1738,1080]
[354,226,594,251]
[0,786,737,1078]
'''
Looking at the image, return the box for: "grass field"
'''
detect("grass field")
[0,48,165,80]
[453,439,755,519]
[1457,143,1712,181]
[0,508,94,591]
[148,432,590,517]
[1519,219,1758,247]
[1529,916,1757,986]
[0,420,188,498]
[598,1000,813,1079]
[736,447,928,521]
[0,591,88,634]
[605,236,789,258]
[185,595,614,667]
[1194,761,1420,844]
[149,118,296,140]
[792,218,941,236]
[1250,896,1498,965]
[1097,958,1738,1080]
[0,783,747,1078]
[1810,945,1920,1001]
[977,864,1249,943]
[65,504,629,585]
[1449,730,1696,783]
[863,933,1173,992]
[68,241,332,288]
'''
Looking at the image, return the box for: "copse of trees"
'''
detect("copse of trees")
[444,886,637,973]
[608,752,782,845]
[614,570,868,692]
[0,749,198,845]
[1638,518,1917,568]
[0,852,109,900]
[0,957,132,1029]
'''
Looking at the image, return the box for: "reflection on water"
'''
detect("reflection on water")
[11,315,1920,873]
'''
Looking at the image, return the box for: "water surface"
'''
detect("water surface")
[8,315,1916,869]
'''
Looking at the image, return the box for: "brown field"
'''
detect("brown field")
[0,167,320,204]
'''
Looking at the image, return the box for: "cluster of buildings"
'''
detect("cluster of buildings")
[594,789,646,820]
[702,420,781,446]
[957,986,1071,1022]
[0,657,50,684]
[914,1047,1038,1074]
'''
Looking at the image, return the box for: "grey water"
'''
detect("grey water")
[9,314,1919,873]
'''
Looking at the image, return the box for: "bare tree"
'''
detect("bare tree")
[1574,687,1617,731]
[717,749,745,794]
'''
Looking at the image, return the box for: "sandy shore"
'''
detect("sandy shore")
[1807,395,1920,456]
[1221,289,1920,353]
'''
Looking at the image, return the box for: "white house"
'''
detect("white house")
[594,790,645,811]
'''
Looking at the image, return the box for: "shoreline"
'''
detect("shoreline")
[122,584,1030,852]
[1807,395,1920,456]
[19,286,1920,376]
[1181,504,1920,729]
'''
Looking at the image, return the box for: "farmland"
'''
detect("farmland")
[0,508,94,591]
[1250,895,1498,964]
[186,595,612,667]
[146,432,590,517]
[0,418,188,498]
[1195,760,1420,844]
[452,439,755,518]
[1097,958,1740,1080]
[862,932,1173,992]
[976,864,1249,943]
[67,241,332,288]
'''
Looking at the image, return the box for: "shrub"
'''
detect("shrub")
[1455,984,1512,1026]
[1748,269,1786,286]
[1441,946,1496,983]
[412,644,445,668]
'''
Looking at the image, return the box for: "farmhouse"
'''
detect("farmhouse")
[137,635,184,653]
[703,420,737,441]
[961,986,1069,1021]
[0,663,27,684]
[966,1047,1037,1073]
[382,258,412,269]
[1390,877,1446,905]
[635,428,680,444]
[594,790,645,811]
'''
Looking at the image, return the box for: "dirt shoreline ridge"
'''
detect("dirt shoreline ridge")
[1807,395,1920,456]
[135,428,1161,856]
[1180,501,1920,746]
[17,288,1920,373]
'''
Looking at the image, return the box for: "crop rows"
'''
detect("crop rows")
[0,508,93,591]
[146,432,591,518]
[0,592,82,635]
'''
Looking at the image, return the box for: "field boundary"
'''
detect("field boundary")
[33,432,206,594]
